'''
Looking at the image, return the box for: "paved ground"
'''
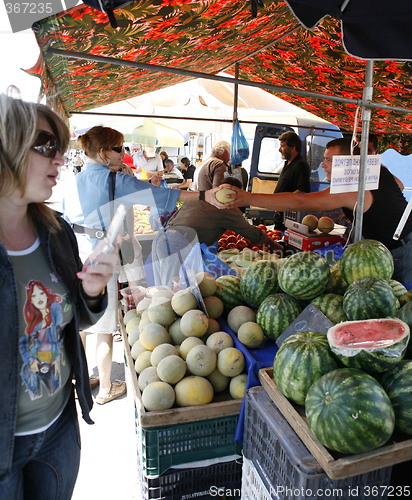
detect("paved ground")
[72,333,141,500]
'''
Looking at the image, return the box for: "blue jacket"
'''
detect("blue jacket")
[0,213,107,477]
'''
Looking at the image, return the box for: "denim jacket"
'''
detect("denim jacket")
[0,213,107,477]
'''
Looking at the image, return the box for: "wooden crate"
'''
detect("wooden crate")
[120,310,242,428]
[258,366,412,480]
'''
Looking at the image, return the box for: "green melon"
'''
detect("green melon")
[278,252,330,300]
[327,318,409,374]
[311,293,347,324]
[340,239,394,284]
[343,277,399,321]
[256,293,303,341]
[273,331,338,405]
[324,260,349,296]
[389,279,408,300]
[240,260,280,309]
[396,301,412,354]
[306,368,395,454]
[399,289,412,307]
[380,360,412,435]
[214,275,245,314]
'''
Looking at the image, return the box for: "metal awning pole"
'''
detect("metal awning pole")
[354,60,374,242]
[233,63,239,127]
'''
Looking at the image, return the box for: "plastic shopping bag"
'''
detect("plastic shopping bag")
[149,179,177,231]
[230,120,250,165]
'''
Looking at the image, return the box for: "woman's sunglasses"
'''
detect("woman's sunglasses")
[31,130,60,158]
[111,146,124,153]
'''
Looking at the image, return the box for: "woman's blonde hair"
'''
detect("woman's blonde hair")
[0,90,70,232]
[77,126,124,164]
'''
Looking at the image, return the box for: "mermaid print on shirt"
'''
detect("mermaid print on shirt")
[19,280,65,400]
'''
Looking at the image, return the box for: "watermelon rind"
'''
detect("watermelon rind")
[327,318,410,374]
[343,277,400,321]
[214,275,245,314]
[273,331,338,405]
[340,239,394,284]
[278,251,330,300]
[240,260,280,309]
[256,293,302,341]
[310,293,347,324]
[396,301,412,354]
[305,368,395,455]
[389,279,408,300]
[380,360,412,435]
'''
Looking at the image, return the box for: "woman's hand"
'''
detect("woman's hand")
[77,234,121,298]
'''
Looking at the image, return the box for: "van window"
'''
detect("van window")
[257,137,283,174]
[306,134,338,183]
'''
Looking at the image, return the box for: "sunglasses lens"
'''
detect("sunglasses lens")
[31,131,59,158]
[112,146,123,153]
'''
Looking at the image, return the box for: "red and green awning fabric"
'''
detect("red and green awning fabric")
[28,0,412,153]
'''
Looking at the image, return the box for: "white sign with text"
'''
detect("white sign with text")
[330,155,381,194]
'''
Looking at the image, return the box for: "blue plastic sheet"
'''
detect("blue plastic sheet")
[218,317,279,445]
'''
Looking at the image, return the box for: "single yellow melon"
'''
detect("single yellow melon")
[215,186,236,204]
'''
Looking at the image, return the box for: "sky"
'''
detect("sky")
[0,2,43,101]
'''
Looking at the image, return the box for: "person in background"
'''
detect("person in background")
[224,138,412,285]
[163,158,183,180]
[273,131,310,232]
[123,146,135,170]
[194,140,231,190]
[160,151,169,169]
[173,157,196,190]
[72,150,85,175]
[0,92,119,499]
[133,145,163,179]
[152,177,283,286]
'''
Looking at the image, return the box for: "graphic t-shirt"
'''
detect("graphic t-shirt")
[9,239,73,435]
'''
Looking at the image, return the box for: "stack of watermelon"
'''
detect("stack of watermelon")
[213,239,412,457]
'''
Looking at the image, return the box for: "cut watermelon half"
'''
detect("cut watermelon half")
[327,318,410,374]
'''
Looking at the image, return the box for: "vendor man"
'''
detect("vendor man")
[273,131,310,231]
[224,138,412,284]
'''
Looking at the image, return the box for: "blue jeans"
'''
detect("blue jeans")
[0,392,81,500]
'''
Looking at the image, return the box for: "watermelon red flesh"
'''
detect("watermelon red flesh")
[327,318,410,374]
[330,319,408,349]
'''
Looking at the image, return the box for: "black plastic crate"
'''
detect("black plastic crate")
[137,453,242,500]
[243,387,392,500]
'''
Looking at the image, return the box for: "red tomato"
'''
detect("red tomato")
[236,241,247,251]
[226,235,237,244]
[257,224,267,232]
[251,246,260,251]
[226,242,237,249]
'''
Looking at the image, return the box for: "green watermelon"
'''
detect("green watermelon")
[256,293,302,341]
[305,368,395,454]
[273,331,338,405]
[278,252,330,300]
[381,360,412,435]
[324,260,349,296]
[311,293,347,324]
[389,279,408,300]
[340,239,394,284]
[240,260,280,309]
[327,318,409,374]
[396,301,412,354]
[343,277,399,321]
[399,289,412,307]
[214,275,245,314]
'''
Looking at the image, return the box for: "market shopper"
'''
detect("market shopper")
[172,157,196,190]
[62,126,227,401]
[224,138,412,284]
[133,145,163,179]
[152,177,283,286]
[194,140,231,190]
[0,93,119,499]
[273,131,310,231]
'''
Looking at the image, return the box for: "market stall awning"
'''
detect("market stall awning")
[28,0,412,152]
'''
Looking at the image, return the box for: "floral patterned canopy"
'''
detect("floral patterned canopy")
[29,0,412,153]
